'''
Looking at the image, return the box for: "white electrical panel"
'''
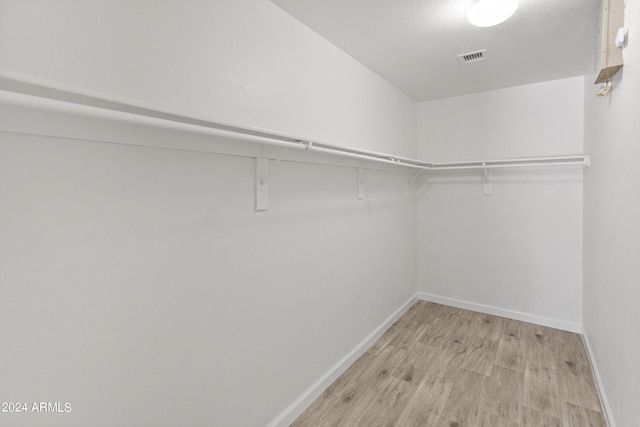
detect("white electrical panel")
[594,0,625,84]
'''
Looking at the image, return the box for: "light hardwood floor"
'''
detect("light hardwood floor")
[291,301,606,427]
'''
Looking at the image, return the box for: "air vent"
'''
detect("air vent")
[458,49,487,63]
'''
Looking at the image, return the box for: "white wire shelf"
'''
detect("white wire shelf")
[0,74,589,173]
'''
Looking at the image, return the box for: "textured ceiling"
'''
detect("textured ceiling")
[271,0,601,101]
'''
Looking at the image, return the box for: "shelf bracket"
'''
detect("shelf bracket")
[263,147,288,183]
[407,170,425,195]
[256,158,269,211]
[357,167,365,200]
[255,148,288,212]
[482,163,493,196]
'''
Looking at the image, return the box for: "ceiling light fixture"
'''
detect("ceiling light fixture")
[467,0,518,27]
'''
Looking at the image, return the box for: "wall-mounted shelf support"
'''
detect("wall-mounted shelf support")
[255,148,288,211]
[264,148,289,183]
[407,170,425,196]
[357,168,365,200]
[256,158,269,211]
[482,164,493,196]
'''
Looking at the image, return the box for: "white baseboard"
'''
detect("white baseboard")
[416,292,582,333]
[582,332,615,427]
[266,294,417,427]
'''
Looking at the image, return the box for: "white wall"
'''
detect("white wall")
[416,77,585,329]
[0,0,416,157]
[0,1,417,426]
[0,131,416,427]
[582,1,640,424]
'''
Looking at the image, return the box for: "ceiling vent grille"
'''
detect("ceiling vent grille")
[458,49,487,63]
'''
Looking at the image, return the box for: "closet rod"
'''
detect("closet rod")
[0,75,589,171]
[0,75,431,171]
[431,155,590,171]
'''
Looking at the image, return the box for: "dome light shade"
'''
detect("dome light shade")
[467,0,518,27]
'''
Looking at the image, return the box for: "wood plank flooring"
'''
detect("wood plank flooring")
[291,301,606,427]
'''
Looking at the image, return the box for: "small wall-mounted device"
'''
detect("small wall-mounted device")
[615,27,628,48]
[594,0,625,84]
